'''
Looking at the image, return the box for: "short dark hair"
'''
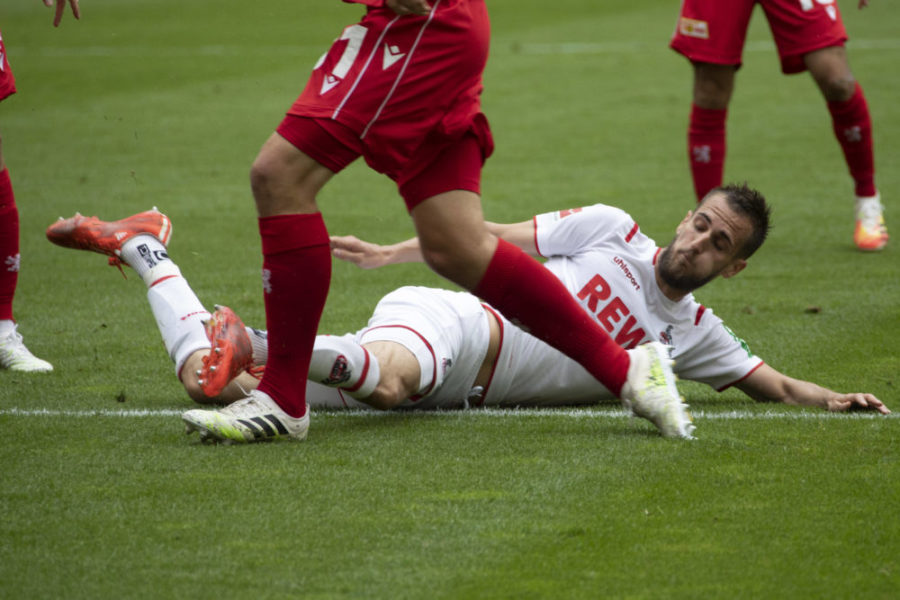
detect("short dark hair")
[701,183,771,259]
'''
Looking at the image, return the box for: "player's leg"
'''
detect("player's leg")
[44,209,243,402]
[181,349,261,405]
[182,113,377,442]
[689,63,734,202]
[803,47,886,251]
[195,304,418,410]
[247,131,333,414]
[405,139,691,437]
[669,0,754,202]
[0,39,53,371]
[182,134,334,443]
[762,0,885,249]
[0,139,52,372]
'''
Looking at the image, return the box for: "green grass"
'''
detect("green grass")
[1,1,898,598]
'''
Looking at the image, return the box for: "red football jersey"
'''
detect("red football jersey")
[288,0,490,179]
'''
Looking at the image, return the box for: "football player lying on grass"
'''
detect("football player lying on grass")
[46,184,889,441]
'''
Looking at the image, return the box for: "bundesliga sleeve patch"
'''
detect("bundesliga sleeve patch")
[678,18,709,40]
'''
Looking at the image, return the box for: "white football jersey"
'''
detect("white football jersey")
[481,204,763,406]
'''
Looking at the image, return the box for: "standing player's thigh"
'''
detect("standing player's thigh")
[670,0,757,66]
[760,0,848,73]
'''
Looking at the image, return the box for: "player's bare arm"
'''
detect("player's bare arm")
[42,0,80,27]
[485,221,540,256]
[736,364,890,414]
[330,235,423,268]
[331,220,537,269]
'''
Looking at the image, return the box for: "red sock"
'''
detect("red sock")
[0,169,19,321]
[688,104,727,202]
[474,239,630,396]
[255,213,331,418]
[828,82,876,197]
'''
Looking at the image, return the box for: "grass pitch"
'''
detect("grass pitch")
[1,1,898,598]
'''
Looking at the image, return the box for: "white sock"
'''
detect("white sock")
[0,319,15,338]
[119,235,170,281]
[308,334,381,399]
[304,381,373,410]
[146,274,211,377]
[245,326,268,366]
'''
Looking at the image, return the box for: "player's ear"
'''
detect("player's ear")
[721,258,747,279]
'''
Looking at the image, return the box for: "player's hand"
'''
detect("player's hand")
[43,0,80,27]
[386,0,432,17]
[330,235,391,269]
[827,392,890,414]
[858,0,869,9]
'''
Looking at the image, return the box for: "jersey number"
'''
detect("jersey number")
[315,24,368,94]
[798,0,834,10]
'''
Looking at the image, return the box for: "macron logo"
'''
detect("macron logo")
[383,44,405,70]
[321,74,341,95]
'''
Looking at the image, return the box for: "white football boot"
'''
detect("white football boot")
[620,342,694,439]
[0,324,53,373]
[182,389,309,444]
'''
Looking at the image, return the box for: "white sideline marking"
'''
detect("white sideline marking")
[0,407,890,420]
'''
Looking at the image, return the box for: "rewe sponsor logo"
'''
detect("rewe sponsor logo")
[576,273,648,349]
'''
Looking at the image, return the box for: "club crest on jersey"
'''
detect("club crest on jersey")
[678,17,709,39]
[659,325,675,347]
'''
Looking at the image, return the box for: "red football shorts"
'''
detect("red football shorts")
[276,0,494,210]
[277,114,489,211]
[0,31,16,101]
[670,0,848,74]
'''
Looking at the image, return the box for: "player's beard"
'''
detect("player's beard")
[656,244,716,293]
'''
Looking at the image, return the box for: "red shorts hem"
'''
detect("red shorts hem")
[276,115,361,174]
[274,114,490,211]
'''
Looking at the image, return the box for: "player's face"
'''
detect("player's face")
[657,192,751,293]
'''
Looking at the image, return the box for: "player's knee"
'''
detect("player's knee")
[819,75,856,103]
[420,246,459,279]
[249,154,280,202]
[420,240,493,290]
[692,64,734,109]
